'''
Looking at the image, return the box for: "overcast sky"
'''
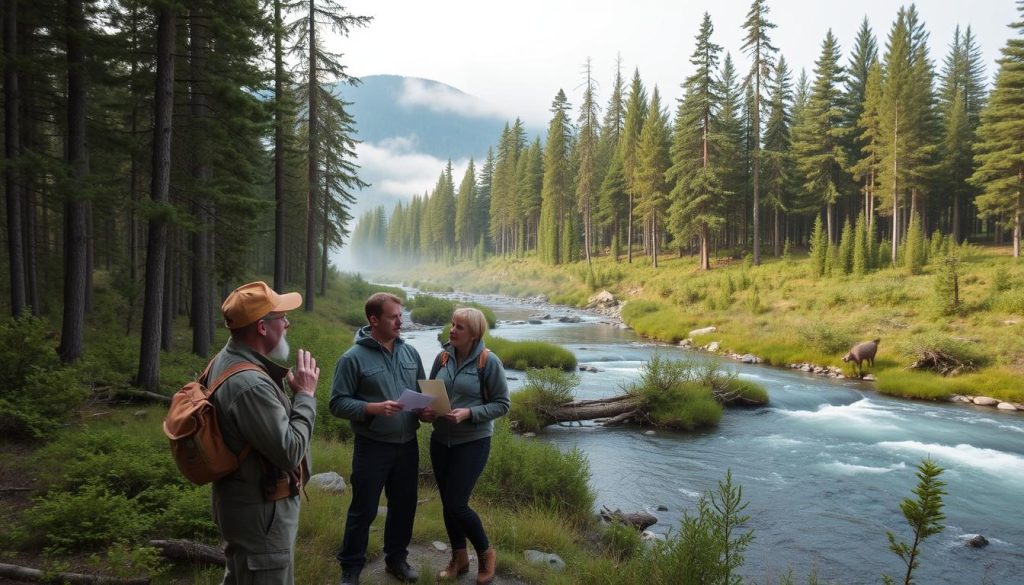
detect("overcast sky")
[336,0,1019,128]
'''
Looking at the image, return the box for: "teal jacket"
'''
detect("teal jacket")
[429,340,510,446]
[330,326,425,444]
[209,338,316,505]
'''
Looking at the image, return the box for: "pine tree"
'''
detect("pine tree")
[538,90,574,265]
[621,69,649,263]
[853,211,870,275]
[517,139,544,252]
[633,87,671,267]
[969,4,1023,258]
[791,30,849,243]
[846,18,880,230]
[596,56,626,252]
[809,215,827,277]
[597,149,627,261]
[666,12,726,271]
[455,159,477,257]
[577,58,600,264]
[904,212,926,274]
[741,0,778,265]
[837,217,854,275]
[762,56,793,257]
[852,61,884,231]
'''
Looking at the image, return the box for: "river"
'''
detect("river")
[398,292,1024,584]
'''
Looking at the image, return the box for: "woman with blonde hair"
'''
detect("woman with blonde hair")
[428,307,510,584]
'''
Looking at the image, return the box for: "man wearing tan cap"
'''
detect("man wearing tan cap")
[209,281,320,585]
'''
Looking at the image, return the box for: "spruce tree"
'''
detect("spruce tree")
[666,12,726,271]
[837,218,854,275]
[741,0,778,265]
[809,215,827,277]
[633,87,671,267]
[791,30,849,243]
[762,56,793,257]
[969,3,1024,258]
[621,69,649,263]
[538,90,574,265]
[455,159,477,257]
[577,58,600,264]
[853,211,870,276]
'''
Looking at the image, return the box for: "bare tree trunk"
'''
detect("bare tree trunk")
[4,0,26,316]
[304,0,317,311]
[189,7,211,357]
[18,27,40,315]
[137,6,176,392]
[273,0,286,292]
[59,0,90,363]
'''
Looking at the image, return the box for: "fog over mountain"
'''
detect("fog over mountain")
[331,75,539,270]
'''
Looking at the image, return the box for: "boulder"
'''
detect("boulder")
[739,354,760,364]
[996,402,1018,411]
[308,472,347,494]
[527,319,543,325]
[689,326,717,337]
[968,534,989,548]
[678,338,693,348]
[432,541,448,551]
[641,530,666,542]
[586,290,618,309]
[558,315,582,323]
[524,550,566,572]
[706,341,720,352]
[973,396,999,406]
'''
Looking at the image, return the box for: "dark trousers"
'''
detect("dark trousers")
[430,436,491,552]
[337,435,419,570]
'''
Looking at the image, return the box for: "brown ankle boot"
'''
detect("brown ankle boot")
[438,548,470,580]
[475,547,496,585]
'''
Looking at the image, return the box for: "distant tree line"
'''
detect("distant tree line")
[1,0,370,390]
[353,1,1023,269]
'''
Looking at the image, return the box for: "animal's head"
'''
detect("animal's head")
[841,352,853,363]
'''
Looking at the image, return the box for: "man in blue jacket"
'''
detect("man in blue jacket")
[330,292,431,585]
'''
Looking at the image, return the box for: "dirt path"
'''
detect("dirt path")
[355,542,534,585]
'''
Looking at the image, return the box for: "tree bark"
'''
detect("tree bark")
[189,7,211,357]
[4,0,27,317]
[60,0,90,363]
[137,6,176,392]
[600,506,658,531]
[304,0,318,311]
[273,0,286,292]
[0,563,149,585]
[148,539,225,566]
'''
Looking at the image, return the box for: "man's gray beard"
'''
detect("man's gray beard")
[268,335,290,362]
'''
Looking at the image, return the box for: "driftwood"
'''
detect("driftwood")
[908,349,978,376]
[0,563,149,585]
[600,506,658,531]
[148,539,225,566]
[527,388,765,429]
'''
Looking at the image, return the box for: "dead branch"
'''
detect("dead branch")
[908,349,978,376]
[0,563,149,585]
[148,539,225,566]
[600,506,658,530]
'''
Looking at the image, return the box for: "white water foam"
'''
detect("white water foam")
[876,440,1024,480]
[775,398,904,430]
[677,487,702,499]
[825,461,907,475]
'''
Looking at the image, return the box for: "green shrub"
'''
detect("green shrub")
[0,316,88,439]
[147,484,219,541]
[601,521,643,561]
[29,484,152,552]
[484,335,577,370]
[409,295,456,325]
[509,368,579,432]
[476,419,594,523]
[628,354,724,430]
[991,289,1024,315]
[797,321,854,355]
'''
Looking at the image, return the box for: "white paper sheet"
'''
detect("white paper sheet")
[397,388,434,411]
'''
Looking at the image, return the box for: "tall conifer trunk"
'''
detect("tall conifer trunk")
[189,7,211,357]
[305,0,317,311]
[137,6,175,391]
[4,0,26,316]
[273,0,286,292]
[60,0,89,363]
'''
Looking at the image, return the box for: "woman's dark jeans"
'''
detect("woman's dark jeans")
[430,436,491,552]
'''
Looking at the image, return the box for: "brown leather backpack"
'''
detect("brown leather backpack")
[163,361,262,485]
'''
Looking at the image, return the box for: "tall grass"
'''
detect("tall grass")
[485,334,577,371]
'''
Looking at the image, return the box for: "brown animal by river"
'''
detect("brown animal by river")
[842,339,880,378]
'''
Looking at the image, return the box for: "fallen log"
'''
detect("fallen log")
[0,563,149,585]
[600,506,658,531]
[539,396,644,427]
[148,539,225,566]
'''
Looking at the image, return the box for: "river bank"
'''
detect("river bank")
[382,250,1024,406]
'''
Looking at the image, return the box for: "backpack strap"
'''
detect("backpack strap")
[430,350,448,379]
[477,349,490,403]
[201,361,268,463]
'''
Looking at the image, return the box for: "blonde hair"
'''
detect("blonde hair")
[452,307,488,341]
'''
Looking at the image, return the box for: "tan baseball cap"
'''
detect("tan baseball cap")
[221,281,302,329]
